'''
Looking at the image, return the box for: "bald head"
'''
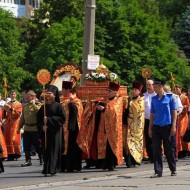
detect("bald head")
[163,85,171,93]
[146,79,154,93]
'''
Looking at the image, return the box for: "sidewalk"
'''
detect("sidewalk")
[1,156,190,190]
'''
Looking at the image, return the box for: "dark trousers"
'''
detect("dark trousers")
[23,131,42,160]
[0,158,4,173]
[152,125,176,175]
[103,141,117,169]
[124,152,137,167]
[144,119,153,162]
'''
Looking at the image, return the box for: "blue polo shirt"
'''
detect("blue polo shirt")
[150,93,177,126]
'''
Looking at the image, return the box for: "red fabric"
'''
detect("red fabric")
[89,130,98,160]
[132,81,143,91]
[108,82,120,92]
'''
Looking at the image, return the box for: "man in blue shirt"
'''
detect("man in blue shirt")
[149,78,177,178]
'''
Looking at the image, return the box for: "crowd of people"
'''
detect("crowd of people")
[0,78,189,178]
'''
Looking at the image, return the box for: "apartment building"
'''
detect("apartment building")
[0,0,41,18]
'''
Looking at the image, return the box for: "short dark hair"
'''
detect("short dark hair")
[9,90,16,94]
[175,84,182,89]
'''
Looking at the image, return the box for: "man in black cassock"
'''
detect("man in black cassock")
[37,85,66,176]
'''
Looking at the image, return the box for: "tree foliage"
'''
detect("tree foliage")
[95,1,190,88]
[157,0,190,27]
[124,0,190,28]
[32,17,83,74]
[174,6,190,63]
[35,0,84,23]
[1,0,190,93]
[0,8,30,95]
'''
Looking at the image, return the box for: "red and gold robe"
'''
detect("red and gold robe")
[61,97,83,155]
[3,100,22,156]
[77,99,108,160]
[0,122,7,158]
[124,96,145,164]
[178,94,190,151]
[77,100,95,158]
[98,96,124,165]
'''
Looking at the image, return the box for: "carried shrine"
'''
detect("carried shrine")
[76,63,127,100]
[50,62,127,100]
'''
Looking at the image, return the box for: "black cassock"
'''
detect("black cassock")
[37,101,66,175]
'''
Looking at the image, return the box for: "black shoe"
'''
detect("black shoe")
[21,160,32,167]
[126,164,135,168]
[67,169,73,173]
[108,165,115,171]
[42,170,46,174]
[142,157,149,161]
[150,173,162,178]
[171,171,177,176]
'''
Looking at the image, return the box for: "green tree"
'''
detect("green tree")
[174,6,190,63]
[124,0,190,28]
[32,17,83,75]
[0,8,30,95]
[95,1,190,88]
[17,0,85,92]
[157,0,190,28]
[35,0,84,23]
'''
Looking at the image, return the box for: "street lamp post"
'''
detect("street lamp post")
[81,0,96,85]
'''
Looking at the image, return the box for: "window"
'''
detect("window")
[20,0,25,5]
[14,0,20,4]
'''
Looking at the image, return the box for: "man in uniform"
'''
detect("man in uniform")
[149,78,177,178]
[19,90,42,167]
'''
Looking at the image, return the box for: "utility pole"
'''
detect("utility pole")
[25,0,30,18]
[81,0,96,85]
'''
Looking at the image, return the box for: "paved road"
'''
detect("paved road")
[0,156,190,190]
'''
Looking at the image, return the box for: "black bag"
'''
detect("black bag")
[183,127,190,142]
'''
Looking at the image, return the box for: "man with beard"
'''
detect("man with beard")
[37,85,66,176]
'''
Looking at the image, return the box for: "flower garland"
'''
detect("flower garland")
[85,71,119,82]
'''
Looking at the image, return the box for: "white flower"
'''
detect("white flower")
[99,73,106,78]
[85,73,90,78]
[109,72,118,80]
[91,72,96,77]
[94,73,99,78]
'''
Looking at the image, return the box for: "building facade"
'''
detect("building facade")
[0,0,41,18]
